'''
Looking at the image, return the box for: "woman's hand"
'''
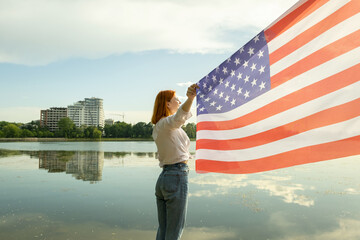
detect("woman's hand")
[186,84,199,100]
[181,83,199,112]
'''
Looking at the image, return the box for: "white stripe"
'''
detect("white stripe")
[197,46,360,123]
[196,116,360,161]
[268,0,350,53]
[197,82,360,140]
[270,13,360,76]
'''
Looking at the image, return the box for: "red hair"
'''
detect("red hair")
[151,90,175,124]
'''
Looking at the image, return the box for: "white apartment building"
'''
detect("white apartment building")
[67,98,105,128]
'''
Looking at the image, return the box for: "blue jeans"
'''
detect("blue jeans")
[155,162,189,240]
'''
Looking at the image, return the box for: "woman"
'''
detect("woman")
[151,83,199,240]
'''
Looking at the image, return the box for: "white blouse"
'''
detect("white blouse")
[152,107,193,167]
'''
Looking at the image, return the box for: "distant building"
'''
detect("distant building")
[67,97,105,128]
[105,119,114,126]
[40,107,67,132]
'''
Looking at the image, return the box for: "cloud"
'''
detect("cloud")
[177,81,194,87]
[0,0,298,65]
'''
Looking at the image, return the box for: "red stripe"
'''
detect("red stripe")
[269,1,360,65]
[197,63,360,131]
[196,135,360,174]
[265,0,330,42]
[197,98,360,150]
[271,29,360,88]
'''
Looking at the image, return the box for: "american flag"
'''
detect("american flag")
[195,0,360,174]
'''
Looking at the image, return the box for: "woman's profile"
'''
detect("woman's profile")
[151,84,198,240]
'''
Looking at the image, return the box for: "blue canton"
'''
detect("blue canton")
[197,30,271,115]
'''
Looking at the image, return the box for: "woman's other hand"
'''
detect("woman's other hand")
[186,84,199,100]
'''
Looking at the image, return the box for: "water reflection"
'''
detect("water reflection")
[1,146,360,240]
[36,151,104,183]
[0,149,156,183]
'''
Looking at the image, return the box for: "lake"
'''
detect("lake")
[0,141,359,240]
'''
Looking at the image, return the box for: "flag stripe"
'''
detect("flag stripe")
[196,116,360,161]
[271,28,360,87]
[265,0,331,43]
[197,98,360,150]
[197,62,360,131]
[196,136,360,174]
[197,47,360,123]
[197,80,360,140]
[269,1,360,65]
[266,0,349,51]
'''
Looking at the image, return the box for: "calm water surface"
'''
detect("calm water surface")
[0,141,359,240]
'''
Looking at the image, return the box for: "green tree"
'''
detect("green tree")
[21,129,34,137]
[0,130,4,138]
[105,122,132,138]
[93,128,102,139]
[182,123,196,139]
[58,117,76,138]
[3,124,22,138]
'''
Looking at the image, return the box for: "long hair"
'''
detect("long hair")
[151,90,175,124]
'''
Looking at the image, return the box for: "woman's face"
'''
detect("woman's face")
[167,95,181,115]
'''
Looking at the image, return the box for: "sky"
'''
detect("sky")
[0,0,298,124]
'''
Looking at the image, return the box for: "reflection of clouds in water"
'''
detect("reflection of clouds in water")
[189,175,248,197]
[189,174,314,207]
[0,212,237,240]
[276,218,360,240]
[249,178,314,207]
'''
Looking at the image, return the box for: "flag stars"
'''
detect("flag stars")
[234,58,241,66]
[212,75,217,82]
[222,67,228,74]
[216,66,220,73]
[200,94,205,98]
[224,95,230,103]
[230,84,236,91]
[251,78,258,87]
[239,47,244,53]
[243,60,249,68]
[237,87,243,95]
[259,81,266,90]
[244,75,250,83]
[248,47,255,56]
[225,81,230,88]
[213,88,218,95]
[259,65,265,74]
[204,97,211,102]
[210,101,216,106]
[257,50,264,58]
[202,82,207,88]
[199,107,205,112]
[250,63,257,71]
[253,35,260,43]
[231,99,236,106]
[230,70,235,77]
[208,85,213,91]
[219,78,224,84]
[219,92,224,98]
[227,57,231,63]
[237,72,243,80]
[244,91,250,99]
[216,105,223,111]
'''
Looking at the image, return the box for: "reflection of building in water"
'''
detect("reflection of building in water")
[38,151,104,183]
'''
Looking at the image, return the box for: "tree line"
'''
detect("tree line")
[0,117,197,139]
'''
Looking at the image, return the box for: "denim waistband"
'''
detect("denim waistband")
[163,162,188,171]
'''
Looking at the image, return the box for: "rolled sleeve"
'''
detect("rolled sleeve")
[164,107,192,129]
